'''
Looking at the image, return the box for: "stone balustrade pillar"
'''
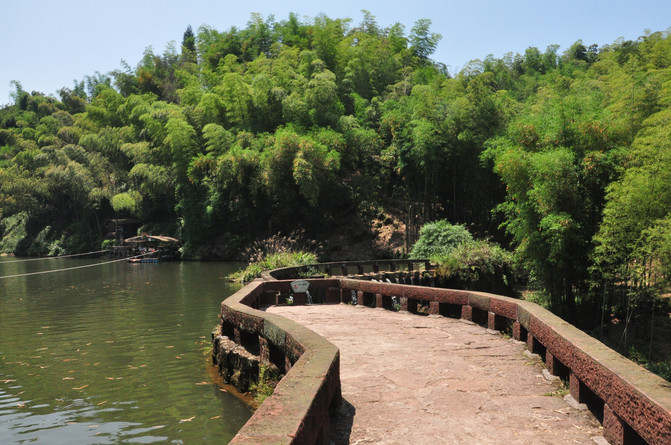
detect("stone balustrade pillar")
[487,312,498,330]
[357,290,364,306]
[546,351,559,375]
[527,333,536,354]
[603,403,626,445]
[569,371,583,403]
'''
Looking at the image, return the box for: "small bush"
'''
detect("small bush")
[433,239,517,296]
[249,365,280,405]
[647,361,671,382]
[241,229,323,263]
[410,220,472,259]
[230,230,323,282]
[230,251,319,282]
[523,290,552,308]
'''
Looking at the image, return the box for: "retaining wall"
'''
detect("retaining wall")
[215,279,342,445]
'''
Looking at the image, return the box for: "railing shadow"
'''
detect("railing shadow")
[329,398,355,445]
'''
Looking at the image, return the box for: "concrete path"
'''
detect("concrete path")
[266,304,605,445]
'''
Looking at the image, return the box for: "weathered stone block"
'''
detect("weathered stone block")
[264,319,286,349]
[512,321,522,341]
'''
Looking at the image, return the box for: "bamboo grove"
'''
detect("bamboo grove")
[1,13,671,340]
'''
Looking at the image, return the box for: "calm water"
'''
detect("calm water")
[0,257,252,444]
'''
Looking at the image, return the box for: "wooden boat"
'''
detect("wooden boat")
[122,234,181,262]
[127,257,159,263]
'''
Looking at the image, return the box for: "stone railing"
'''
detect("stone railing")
[217,262,670,445]
[338,278,671,445]
[261,258,431,281]
[215,279,342,445]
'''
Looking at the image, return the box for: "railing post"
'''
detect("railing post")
[389,261,396,272]
[603,403,626,445]
[569,371,586,404]
[375,293,383,308]
[461,305,473,321]
[357,264,364,275]
[487,312,497,330]
[429,301,439,315]
[527,334,544,356]
[545,351,558,375]
[357,290,365,307]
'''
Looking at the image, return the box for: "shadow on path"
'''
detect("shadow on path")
[330,398,355,444]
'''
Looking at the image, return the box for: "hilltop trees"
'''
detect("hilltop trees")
[1,15,670,331]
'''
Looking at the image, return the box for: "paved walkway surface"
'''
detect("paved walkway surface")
[267,304,605,445]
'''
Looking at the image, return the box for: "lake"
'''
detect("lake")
[0,257,252,444]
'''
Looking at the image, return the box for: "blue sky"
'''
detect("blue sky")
[2,0,669,105]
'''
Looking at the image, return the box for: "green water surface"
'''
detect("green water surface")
[0,257,252,444]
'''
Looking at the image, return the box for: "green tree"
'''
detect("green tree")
[409,19,442,62]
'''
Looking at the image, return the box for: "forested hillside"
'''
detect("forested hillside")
[1,14,671,343]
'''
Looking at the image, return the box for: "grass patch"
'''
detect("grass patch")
[543,379,569,397]
[249,365,280,405]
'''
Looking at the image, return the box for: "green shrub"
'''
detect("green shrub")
[249,365,280,405]
[230,251,319,282]
[433,239,517,296]
[0,212,28,253]
[523,290,552,308]
[646,361,671,382]
[230,230,323,282]
[410,220,472,259]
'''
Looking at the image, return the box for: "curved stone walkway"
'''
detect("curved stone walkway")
[267,304,606,445]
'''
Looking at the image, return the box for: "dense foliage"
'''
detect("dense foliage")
[1,14,671,361]
[433,239,517,296]
[409,220,472,259]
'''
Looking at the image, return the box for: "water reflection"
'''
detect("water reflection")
[0,258,251,444]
